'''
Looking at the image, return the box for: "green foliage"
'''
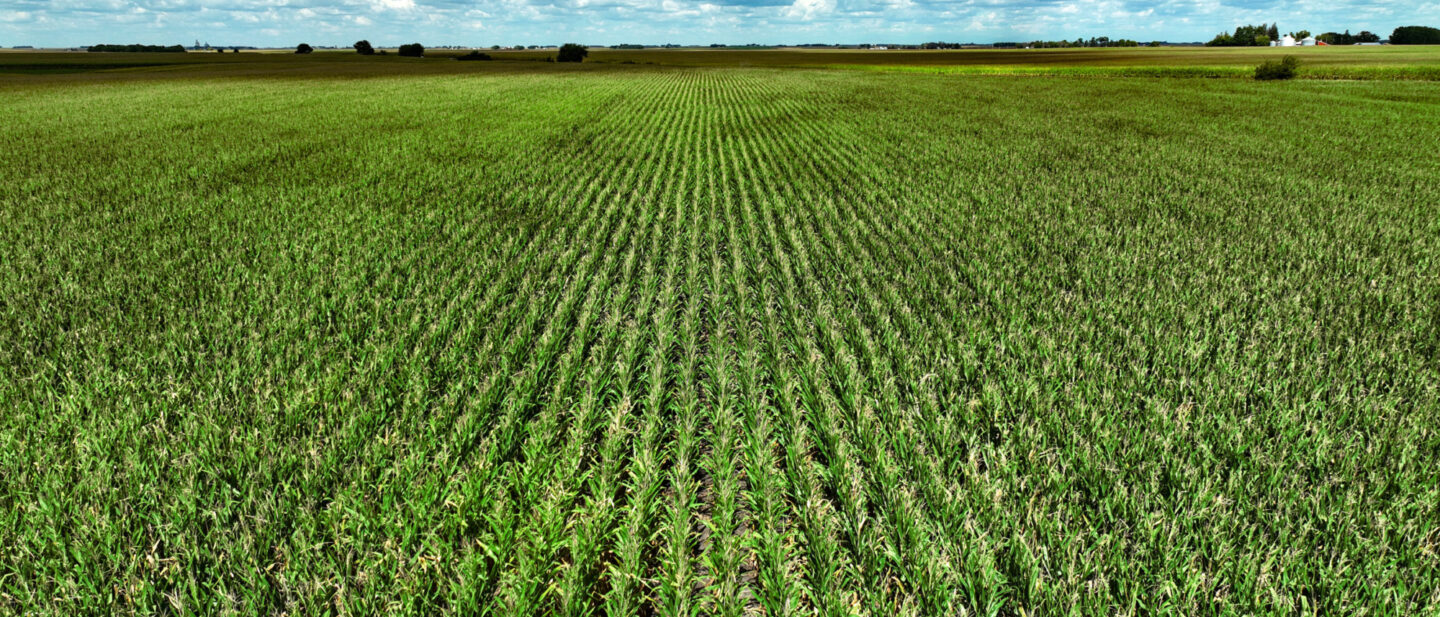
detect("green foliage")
[1317,30,1379,45]
[1391,25,1440,45]
[1255,55,1300,79]
[2,60,1440,617]
[354,39,375,55]
[398,43,424,57]
[557,43,588,62]
[456,51,492,61]
[1029,37,1140,48]
[295,43,313,54]
[1207,23,1277,46]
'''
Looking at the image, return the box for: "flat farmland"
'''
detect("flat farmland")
[1,55,1439,615]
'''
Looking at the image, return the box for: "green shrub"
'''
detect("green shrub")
[1255,55,1299,80]
[398,43,424,58]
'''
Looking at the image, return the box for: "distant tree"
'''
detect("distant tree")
[1268,24,1280,40]
[557,43,588,62]
[1318,30,1369,45]
[1256,35,1270,46]
[398,43,424,57]
[354,40,375,55]
[1390,26,1440,45]
[1289,30,1311,40]
[295,43,314,54]
[1255,55,1299,80]
[456,50,492,61]
[1207,24,1275,47]
[1148,41,1163,47]
[1355,31,1381,43]
[491,45,501,50]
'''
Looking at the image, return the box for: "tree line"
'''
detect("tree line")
[1206,23,1282,46]
[87,44,186,53]
[1208,23,1435,46]
[1316,30,1382,45]
[338,40,589,62]
[1390,26,1440,45]
[1026,37,1146,48]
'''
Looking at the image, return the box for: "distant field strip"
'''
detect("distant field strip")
[827,63,1440,80]
[2,68,1439,615]
[5,46,1440,80]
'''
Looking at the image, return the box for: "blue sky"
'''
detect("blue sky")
[1,0,1434,48]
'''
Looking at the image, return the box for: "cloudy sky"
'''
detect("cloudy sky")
[1,0,1434,48]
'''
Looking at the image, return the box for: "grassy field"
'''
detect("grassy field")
[2,52,1440,616]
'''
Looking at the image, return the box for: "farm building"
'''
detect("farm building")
[1270,35,1318,47]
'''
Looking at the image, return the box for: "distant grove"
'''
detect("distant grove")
[1390,26,1440,45]
[87,44,186,53]
[1207,23,1431,46]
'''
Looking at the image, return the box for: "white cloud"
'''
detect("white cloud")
[783,0,835,20]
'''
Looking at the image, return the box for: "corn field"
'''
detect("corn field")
[2,66,1439,616]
